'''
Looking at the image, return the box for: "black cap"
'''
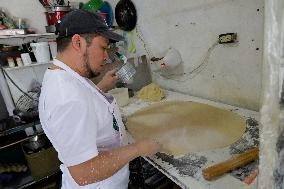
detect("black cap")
[57,9,124,42]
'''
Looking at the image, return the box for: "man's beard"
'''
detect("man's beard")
[82,51,101,78]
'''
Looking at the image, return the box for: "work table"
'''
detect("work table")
[120,89,259,189]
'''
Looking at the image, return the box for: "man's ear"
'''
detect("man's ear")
[71,34,84,52]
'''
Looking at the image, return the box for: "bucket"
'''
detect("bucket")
[23,146,61,180]
[30,42,50,63]
[108,88,129,107]
[45,6,71,26]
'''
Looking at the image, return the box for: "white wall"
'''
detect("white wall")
[1,0,264,111]
[0,0,47,33]
[129,0,264,111]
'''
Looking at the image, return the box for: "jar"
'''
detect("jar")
[7,57,15,67]
[16,57,23,67]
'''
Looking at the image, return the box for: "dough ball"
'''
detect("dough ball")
[138,83,165,102]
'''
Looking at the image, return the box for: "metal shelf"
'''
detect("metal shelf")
[0,120,42,150]
[0,33,59,189]
[18,169,61,189]
[0,33,57,46]
[0,132,45,150]
[3,62,52,71]
[0,120,39,137]
[0,122,61,188]
[1,169,61,189]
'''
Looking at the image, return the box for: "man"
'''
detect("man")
[39,10,160,189]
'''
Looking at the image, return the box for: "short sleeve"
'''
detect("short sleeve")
[45,99,98,166]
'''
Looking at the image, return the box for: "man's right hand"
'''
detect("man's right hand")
[68,137,161,186]
[135,139,161,157]
[97,69,118,92]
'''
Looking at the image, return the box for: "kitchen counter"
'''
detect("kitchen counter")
[120,90,259,189]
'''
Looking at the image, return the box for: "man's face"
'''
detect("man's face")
[82,35,109,78]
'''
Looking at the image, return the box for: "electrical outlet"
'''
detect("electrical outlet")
[218,33,237,44]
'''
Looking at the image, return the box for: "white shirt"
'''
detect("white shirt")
[39,59,129,189]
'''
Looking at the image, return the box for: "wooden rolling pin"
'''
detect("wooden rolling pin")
[202,147,259,181]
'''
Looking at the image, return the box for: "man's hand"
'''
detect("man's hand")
[135,139,161,157]
[97,69,118,92]
[68,137,161,186]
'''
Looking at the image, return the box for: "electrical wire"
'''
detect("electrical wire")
[186,41,219,76]
[153,40,219,82]
[0,65,38,102]
[135,24,153,59]
[135,24,219,82]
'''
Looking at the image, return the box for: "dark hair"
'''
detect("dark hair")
[56,36,72,53]
[56,33,99,53]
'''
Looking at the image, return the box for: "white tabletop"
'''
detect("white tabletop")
[120,89,259,189]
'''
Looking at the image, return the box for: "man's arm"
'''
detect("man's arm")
[68,139,160,186]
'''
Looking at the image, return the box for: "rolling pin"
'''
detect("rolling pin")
[202,147,259,181]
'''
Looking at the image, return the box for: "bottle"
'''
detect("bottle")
[116,31,128,56]
[115,52,127,64]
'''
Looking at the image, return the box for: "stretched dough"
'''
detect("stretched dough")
[138,83,165,102]
[126,101,246,156]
